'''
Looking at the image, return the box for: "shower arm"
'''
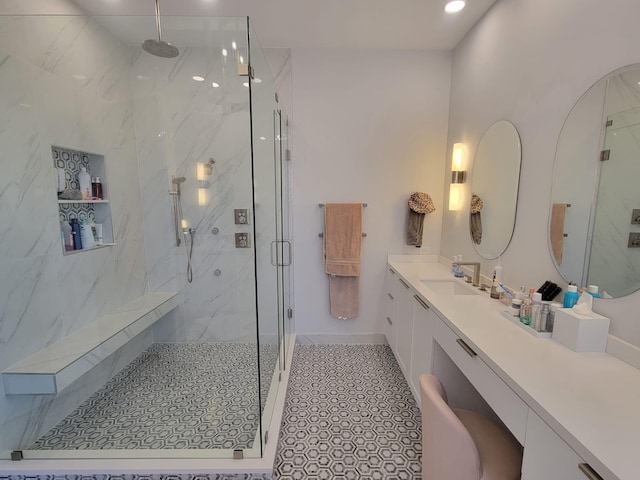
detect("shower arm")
[154,0,162,42]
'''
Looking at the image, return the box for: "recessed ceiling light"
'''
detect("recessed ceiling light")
[192,75,205,82]
[211,82,220,88]
[222,48,228,57]
[232,41,237,50]
[445,0,466,13]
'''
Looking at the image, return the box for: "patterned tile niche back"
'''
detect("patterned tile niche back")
[53,145,97,222]
[31,343,279,451]
[273,344,422,480]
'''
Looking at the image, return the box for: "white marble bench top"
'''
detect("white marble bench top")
[1,292,180,395]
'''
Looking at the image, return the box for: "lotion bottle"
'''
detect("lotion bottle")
[563,285,579,308]
[78,166,92,200]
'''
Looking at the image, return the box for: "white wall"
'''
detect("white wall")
[442,0,640,346]
[291,48,451,335]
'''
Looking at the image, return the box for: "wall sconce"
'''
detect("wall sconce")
[449,143,466,211]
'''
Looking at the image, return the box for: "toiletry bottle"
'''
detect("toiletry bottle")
[511,298,523,317]
[61,220,73,251]
[454,255,464,278]
[80,217,95,250]
[92,176,103,199]
[519,289,533,325]
[539,301,551,332]
[587,285,601,298]
[70,218,82,250]
[562,285,579,308]
[531,292,542,330]
[451,255,458,275]
[490,272,499,299]
[78,166,92,200]
[57,167,65,195]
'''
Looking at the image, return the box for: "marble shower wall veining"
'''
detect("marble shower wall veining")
[130,37,260,344]
[0,15,147,453]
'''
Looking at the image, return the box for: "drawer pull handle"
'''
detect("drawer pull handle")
[456,338,477,357]
[386,317,393,325]
[387,293,394,300]
[578,463,603,480]
[399,279,410,289]
[413,295,429,310]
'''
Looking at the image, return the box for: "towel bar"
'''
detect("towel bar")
[319,203,367,208]
[319,232,367,237]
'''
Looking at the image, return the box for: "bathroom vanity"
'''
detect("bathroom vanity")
[384,255,639,480]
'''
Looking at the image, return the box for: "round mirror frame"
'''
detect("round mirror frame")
[548,64,640,298]
[469,120,522,260]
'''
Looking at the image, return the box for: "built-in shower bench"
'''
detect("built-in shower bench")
[1,292,181,395]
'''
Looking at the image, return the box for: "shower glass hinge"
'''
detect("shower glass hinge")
[265,430,269,444]
[287,308,293,319]
[600,149,610,161]
[233,449,244,460]
[10,450,23,461]
[285,149,291,162]
[606,119,613,127]
[275,92,279,103]
[279,371,282,382]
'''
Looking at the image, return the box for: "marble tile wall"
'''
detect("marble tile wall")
[0,15,148,454]
[130,39,260,344]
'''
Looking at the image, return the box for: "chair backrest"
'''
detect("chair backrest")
[419,374,482,480]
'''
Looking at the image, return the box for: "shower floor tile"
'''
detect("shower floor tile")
[273,344,422,479]
[30,342,279,451]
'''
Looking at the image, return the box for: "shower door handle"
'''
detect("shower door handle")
[282,241,292,266]
[270,241,292,267]
[271,241,277,266]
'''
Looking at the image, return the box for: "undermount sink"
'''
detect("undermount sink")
[420,279,479,296]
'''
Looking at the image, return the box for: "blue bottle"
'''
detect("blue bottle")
[562,285,579,308]
[70,218,82,250]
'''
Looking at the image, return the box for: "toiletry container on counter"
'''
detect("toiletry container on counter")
[562,285,579,308]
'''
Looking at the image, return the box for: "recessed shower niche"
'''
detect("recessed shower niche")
[53,145,115,254]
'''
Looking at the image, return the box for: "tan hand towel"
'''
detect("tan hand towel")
[323,203,363,319]
[550,203,567,265]
[406,210,425,247]
[323,203,363,277]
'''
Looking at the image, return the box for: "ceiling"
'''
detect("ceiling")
[69,0,497,50]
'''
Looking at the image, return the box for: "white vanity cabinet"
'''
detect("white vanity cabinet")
[395,277,415,376]
[409,294,434,401]
[522,412,603,480]
[383,267,398,352]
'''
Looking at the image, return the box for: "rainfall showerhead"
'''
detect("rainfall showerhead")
[142,0,179,58]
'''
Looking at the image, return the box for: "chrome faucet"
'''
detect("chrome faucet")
[457,262,481,287]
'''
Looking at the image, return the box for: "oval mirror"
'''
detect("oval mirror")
[469,120,522,259]
[549,64,640,298]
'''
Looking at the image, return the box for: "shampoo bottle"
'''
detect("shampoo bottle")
[562,285,579,308]
[61,220,73,251]
[78,166,92,200]
[80,217,95,250]
[587,285,601,298]
[70,218,82,250]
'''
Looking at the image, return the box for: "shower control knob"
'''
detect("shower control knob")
[240,239,247,247]
[234,209,250,224]
[235,233,251,248]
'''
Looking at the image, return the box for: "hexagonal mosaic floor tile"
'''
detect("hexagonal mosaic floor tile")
[30,343,278,451]
[273,344,422,479]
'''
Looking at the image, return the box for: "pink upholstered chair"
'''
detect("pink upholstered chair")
[419,374,523,480]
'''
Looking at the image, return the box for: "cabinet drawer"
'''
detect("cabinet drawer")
[433,317,528,444]
[384,268,398,350]
[522,411,603,480]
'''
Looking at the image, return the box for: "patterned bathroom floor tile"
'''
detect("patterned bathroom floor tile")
[31,342,278,451]
[273,344,422,480]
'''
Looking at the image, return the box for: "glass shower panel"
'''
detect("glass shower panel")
[0,13,269,460]
[247,21,282,450]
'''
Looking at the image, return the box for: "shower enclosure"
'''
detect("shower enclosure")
[0,13,292,461]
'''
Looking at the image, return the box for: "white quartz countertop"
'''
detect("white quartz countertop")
[389,257,639,480]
